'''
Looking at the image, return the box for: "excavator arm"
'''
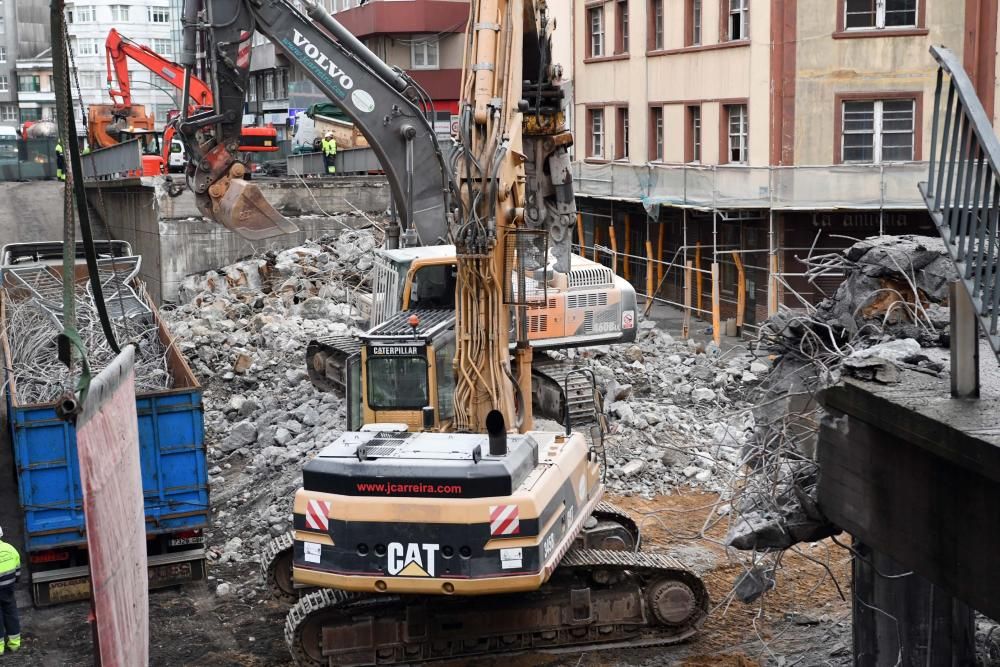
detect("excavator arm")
[105,28,213,110]
[178,0,455,242]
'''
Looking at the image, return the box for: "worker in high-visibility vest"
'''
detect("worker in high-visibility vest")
[55,140,66,181]
[0,525,21,655]
[321,130,337,175]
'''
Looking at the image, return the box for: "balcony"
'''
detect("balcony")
[334,0,471,39]
[17,91,56,103]
[572,161,928,211]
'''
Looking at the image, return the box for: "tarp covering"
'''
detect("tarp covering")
[77,345,149,667]
[572,161,929,212]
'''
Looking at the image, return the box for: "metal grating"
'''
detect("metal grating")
[503,228,549,305]
[369,308,454,337]
[921,46,1000,359]
[566,292,608,309]
[567,265,614,289]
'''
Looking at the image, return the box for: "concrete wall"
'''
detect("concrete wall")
[794,0,968,165]
[89,176,391,303]
[0,181,74,243]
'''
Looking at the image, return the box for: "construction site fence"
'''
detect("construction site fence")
[0,138,62,182]
[572,161,928,211]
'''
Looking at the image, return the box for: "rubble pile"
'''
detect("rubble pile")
[162,227,382,575]
[558,319,769,498]
[726,235,955,554]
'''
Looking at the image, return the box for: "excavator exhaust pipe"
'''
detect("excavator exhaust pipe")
[215,178,300,240]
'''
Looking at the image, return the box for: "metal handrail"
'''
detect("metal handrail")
[920,45,1000,362]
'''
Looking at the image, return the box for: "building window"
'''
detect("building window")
[153,39,172,56]
[588,6,605,58]
[248,76,258,101]
[18,75,40,93]
[79,71,100,90]
[1,105,15,122]
[689,0,702,45]
[841,98,915,163]
[845,0,917,29]
[69,5,96,22]
[649,0,664,50]
[148,7,170,23]
[0,76,7,93]
[726,104,748,163]
[0,46,6,63]
[263,72,275,100]
[74,38,100,56]
[727,0,749,41]
[616,0,629,54]
[650,106,663,161]
[687,105,701,162]
[20,108,41,123]
[589,108,605,158]
[111,5,130,22]
[0,16,5,34]
[411,40,439,69]
[616,107,630,160]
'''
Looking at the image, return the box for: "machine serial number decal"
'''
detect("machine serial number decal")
[500,547,523,570]
[303,542,322,564]
[387,542,439,577]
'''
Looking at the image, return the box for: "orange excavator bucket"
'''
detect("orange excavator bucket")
[215,179,299,240]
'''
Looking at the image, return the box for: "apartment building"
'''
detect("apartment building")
[572,0,998,325]
[62,0,178,130]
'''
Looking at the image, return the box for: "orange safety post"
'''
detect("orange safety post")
[576,213,584,254]
[682,260,693,339]
[711,262,721,346]
[731,251,746,328]
[695,241,703,318]
[657,224,665,283]
[608,224,618,275]
[768,252,780,316]
[623,214,632,280]
[645,239,654,309]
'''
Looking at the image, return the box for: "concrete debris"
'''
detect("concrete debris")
[161,227,382,566]
[733,566,776,604]
[729,235,954,555]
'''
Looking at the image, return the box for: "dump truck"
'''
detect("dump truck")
[0,240,210,606]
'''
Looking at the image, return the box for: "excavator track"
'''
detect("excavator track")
[283,548,708,667]
[261,532,300,604]
[588,500,642,551]
[306,335,362,394]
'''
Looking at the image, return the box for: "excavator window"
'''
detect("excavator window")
[367,355,429,410]
[410,264,456,310]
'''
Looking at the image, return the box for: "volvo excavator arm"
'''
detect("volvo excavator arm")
[178,0,456,242]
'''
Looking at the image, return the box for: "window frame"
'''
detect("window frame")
[0,46,6,64]
[148,6,171,23]
[615,0,630,54]
[649,105,664,162]
[588,107,606,159]
[18,75,40,93]
[152,39,172,56]
[410,39,440,70]
[615,105,630,160]
[724,0,749,42]
[686,105,702,163]
[648,0,664,51]
[722,103,749,164]
[835,0,927,37]
[111,5,130,22]
[686,0,702,46]
[1,105,15,122]
[835,92,922,164]
[588,5,605,59]
[0,75,7,93]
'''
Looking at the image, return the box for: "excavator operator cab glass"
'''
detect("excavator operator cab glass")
[434,335,456,421]
[409,264,457,310]
[120,129,162,156]
[367,354,429,410]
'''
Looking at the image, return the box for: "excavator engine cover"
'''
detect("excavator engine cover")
[216,178,300,240]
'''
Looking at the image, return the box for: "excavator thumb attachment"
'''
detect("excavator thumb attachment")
[216,178,299,240]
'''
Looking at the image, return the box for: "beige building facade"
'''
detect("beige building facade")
[569,0,1000,325]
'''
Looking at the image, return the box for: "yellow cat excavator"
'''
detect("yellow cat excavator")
[176,0,708,664]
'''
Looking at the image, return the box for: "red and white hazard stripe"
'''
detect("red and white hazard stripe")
[489,504,520,536]
[305,499,331,532]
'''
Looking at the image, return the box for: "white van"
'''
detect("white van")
[168,138,186,172]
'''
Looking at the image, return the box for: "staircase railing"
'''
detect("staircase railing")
[920,45,1000,395]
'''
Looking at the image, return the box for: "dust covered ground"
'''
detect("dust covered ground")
[9,489,851,667]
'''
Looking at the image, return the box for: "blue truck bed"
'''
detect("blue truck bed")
[1,285,210,605]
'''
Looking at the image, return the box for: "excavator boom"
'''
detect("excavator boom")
[178,0,455,241]
[105,28,213,109]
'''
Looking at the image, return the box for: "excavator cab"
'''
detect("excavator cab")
[344,309,456,432]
